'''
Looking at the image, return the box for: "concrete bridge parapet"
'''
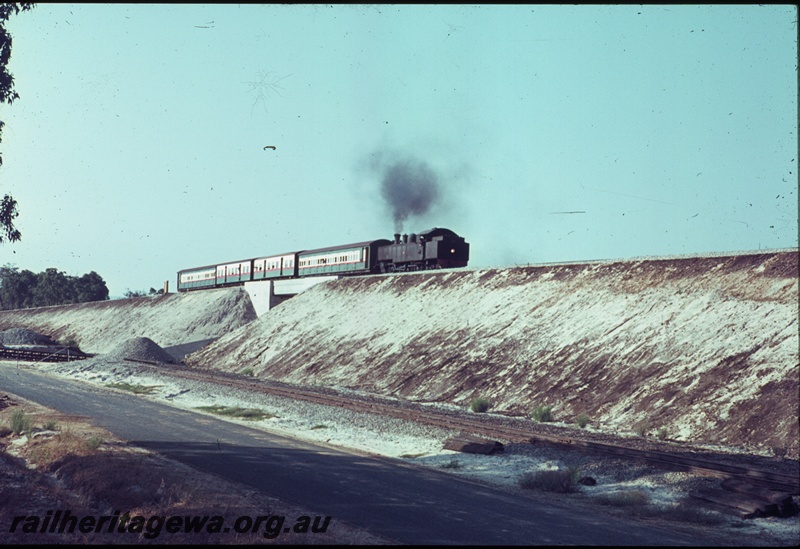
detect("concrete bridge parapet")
[244,276,340,317]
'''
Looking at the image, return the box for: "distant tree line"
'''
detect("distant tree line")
[0,266,109,310]
[123,287,164,298]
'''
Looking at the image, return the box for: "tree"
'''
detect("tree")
[74,271,109,302]
[32,268,74,307]
[123,287,163,298]
[123,289,147,298]
[0,265,109,309]
[0,3,34,244]
[0,264,34,309]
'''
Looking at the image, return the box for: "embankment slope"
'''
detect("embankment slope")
[0,287,256,354]
[186,250,799,457]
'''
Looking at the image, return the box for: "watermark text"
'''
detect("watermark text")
[9,510,331,540]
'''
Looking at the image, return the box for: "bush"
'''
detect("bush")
[27,430,98,466]
[530,405,553,422]
[10,410,31,435]
[440,459,462,470]
[594,490,650,507]
[656,427,668,441]
[195,405,276,421]
[240,368,254,377]
[633,419,650,437]
[469,397,491,413]
[59,338,79,349]
[106,382,161,395]
[86,436,104,450]
[519,467,580,493]
[575,413,589,429]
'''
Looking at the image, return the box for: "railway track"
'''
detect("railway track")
[152,362,799,496]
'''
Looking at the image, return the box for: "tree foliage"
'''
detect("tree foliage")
[0,265,109,310]
[123,287,164,298]
[0,194,20,242]
[0,3,34,244]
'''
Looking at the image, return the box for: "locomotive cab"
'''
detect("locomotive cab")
[376,227,469,272]
[419,227,470,269]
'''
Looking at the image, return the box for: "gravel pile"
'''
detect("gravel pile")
[105,337,176,364]
[0,328,58,347]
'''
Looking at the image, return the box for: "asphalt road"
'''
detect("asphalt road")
[0,364,716,545]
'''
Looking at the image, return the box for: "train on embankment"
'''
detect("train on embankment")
[177,227,470,292]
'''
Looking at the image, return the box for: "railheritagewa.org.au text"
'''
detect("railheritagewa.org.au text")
[9,510,332,540]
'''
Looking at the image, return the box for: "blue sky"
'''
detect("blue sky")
[0,4,796,296]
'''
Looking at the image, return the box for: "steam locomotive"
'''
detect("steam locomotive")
[177,227,470,292]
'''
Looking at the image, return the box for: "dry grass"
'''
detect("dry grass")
[105,382,162,395]
[25,429,99,466]
[592,489,650,507]
[195,405,276,421]
[0,397,388,545]
[519,467,581,493]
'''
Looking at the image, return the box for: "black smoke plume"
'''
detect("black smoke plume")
[379,158,441,233]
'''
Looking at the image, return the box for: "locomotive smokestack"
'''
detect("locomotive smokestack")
[403,234,408,243]
[394,233,401,244]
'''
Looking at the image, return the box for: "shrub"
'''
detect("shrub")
[656,427,668,441]
[632,500,727,525]
[195,405,275,421]
[575,413,589,429]
[106,382,161,395]
[42,419,59,431]
[530,405,553,422]
[86,436,104,450]
[519,467,581,493]
[240,368,255,377]
[10,410,31,435]
[633,419,650,437]
[59,338,79,349]
[469,397,491,413]
[26,429,100,466]
[594,490,650,507]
